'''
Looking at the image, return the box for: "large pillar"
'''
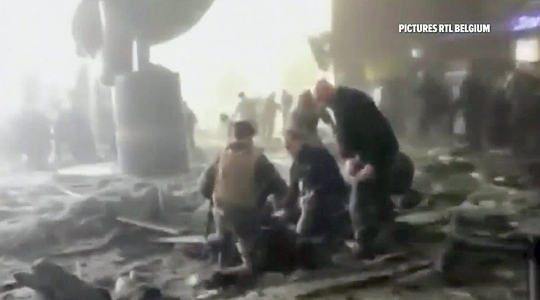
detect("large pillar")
[99,0,189,176]
[100,0,133,86]
[114,66,189,176]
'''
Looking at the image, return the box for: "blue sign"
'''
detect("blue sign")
[512,14,540,31]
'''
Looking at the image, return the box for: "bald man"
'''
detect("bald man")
[313,80,399,259]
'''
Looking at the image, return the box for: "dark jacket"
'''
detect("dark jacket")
[415,76,452,118]
[199,141,288,208]
[458,74,488,118]
[284,144,347,212]
[329,87,399,167]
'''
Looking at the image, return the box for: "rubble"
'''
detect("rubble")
[0,147,538,300]
[12,259,111,300]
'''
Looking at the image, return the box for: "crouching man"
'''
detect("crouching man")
[281,128,348,268]
[314,79,399,260]
[199,119,288,275]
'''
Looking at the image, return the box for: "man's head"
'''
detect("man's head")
[232,120,256,141]
[298,90,314,107]
[283,129,305,156]
[238,92,246,100]
[313,79,335,108]
[266,92,276,102]
[219,113,230,124]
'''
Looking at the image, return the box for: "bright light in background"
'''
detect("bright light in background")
[0,0,331,128]
[0,0,81,118]
[153,0,331,125]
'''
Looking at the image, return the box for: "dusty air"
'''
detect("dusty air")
[0,0,537,299]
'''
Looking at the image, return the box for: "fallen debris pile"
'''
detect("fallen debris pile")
[0,147,538,300]
[0,167,207,260]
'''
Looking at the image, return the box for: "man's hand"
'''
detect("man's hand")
[344,157,362,177]
[273,210,286,218]
[355,164,375,182]
[299,191,316,211]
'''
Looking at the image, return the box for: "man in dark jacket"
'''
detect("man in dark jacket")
[281,89,294,127]
[282,128,348,268]
[260,92,280,141]
[457,64,489,152]
[198,120,288,274]
[314,79,399,259]
[415,71,452,138]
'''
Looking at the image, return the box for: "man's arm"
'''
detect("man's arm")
[361,101,398,165]
[309,149,347,196]
[233,102,242,116]
[283,161,300,211]
[335,117,355,159]
[330,88,356,158]
[198,156,219,200]
[254,154,288,207]
[319,108,336,132]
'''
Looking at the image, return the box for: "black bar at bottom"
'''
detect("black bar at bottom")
[529,237,540,300]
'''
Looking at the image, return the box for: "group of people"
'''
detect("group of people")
[9,100,100,170]
[199,79,401,277]
[226,88,336,147]
[397,61,540,156]
[9,95,199,171]
[230,90,294,142]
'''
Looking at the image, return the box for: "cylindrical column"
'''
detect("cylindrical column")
[114,66,189,176]
[100,0,134,86]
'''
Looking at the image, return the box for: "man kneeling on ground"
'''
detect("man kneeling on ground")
[281,128,349,268]
[199,119,288,275]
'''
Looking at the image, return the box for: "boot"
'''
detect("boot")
[374,222,403,254]
[351,232,376,260]
[351,243,376,260]
[221,242,253,275]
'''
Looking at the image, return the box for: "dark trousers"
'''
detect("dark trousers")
[349,164,395,252]
[260,118,275,140]
[213,206,261,268]
[465,112,483,151]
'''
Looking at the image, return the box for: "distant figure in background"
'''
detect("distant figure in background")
[14,77,53,170]
[505,66,540,156]
[219,113,232,140]
[234,92,258,131]
[457,63,489,152]
[54,102,98,164]
[260,92,280,141]
[488,76,511,148]
[415,71,452,139]
[289,90,335,147]
[183,100,198,152]
[281,89,294,127]
[16,105,52,170]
